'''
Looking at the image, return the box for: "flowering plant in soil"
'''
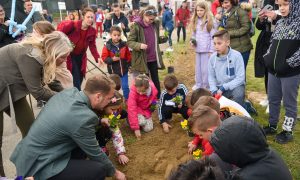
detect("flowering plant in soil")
[180,119,189,130]
[164,30,169,38]
[171,95,183,105]
[115,52,120,57]
[150,100,157,112]
[193,149,202,160]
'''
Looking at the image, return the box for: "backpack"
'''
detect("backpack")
[234,8,255,37]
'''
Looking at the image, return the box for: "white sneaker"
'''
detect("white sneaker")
[265,105,269,114]
[166,47,174,52]
[259,99,269,107]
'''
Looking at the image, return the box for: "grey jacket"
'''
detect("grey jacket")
[25,11,44,33]
[0,43,55,112]
[10,88,116,179]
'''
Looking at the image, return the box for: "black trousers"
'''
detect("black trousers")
[71,54,84,91]
[48,148,106,180]
[177,26,186,42]
[147,61,161,99]
[160,105,189,123]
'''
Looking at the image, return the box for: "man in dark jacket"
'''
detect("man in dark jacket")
[104,4,130,37]
[210,116,293,180]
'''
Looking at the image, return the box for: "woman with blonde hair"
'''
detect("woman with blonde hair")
[0,31,73,176]
[32,21,74,90]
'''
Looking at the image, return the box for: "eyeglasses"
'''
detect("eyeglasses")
[145,9,158,16]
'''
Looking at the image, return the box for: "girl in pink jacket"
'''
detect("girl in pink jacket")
[127,74,158,139]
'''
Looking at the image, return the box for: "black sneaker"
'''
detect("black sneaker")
[244,100,258,116]
[263,124,277,135]
[275,130,293,144]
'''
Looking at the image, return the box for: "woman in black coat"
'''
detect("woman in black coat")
[0,4,16,48]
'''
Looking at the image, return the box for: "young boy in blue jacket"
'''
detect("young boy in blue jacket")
[208,30,256,114]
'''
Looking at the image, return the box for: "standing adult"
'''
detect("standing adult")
[57,7,102,90]
[127,6,165,98]
[23,0,43,34]
[218,0,253,69]
[175,1,190,42]
[0,4,16,48]
[95,7,105,38]
[10,75,126,180]
[103,4,130,37]
[254,0,279,111]
[0,31,73,177]
[162,3,174,51]
[42,9,53,23]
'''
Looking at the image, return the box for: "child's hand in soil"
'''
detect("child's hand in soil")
[100,118,110,126]
[162,122,172,133]
[114,170,126,180]
[188,142,196,155]
[118,154,129,165]
[112,56,121,61]
[134,130,141,139]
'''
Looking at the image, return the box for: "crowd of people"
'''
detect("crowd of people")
[0,0,299,179]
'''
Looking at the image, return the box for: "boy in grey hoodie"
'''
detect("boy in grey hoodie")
[208,30,256,114]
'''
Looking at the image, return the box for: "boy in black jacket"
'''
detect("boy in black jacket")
[158,74,189,133]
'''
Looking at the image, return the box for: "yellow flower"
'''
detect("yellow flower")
[193,149,202,160]
[181,119,188,130]
[117,114,121,119]
[108,114,114,120]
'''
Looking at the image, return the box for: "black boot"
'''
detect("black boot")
[275,130,293,144]
[263,124,277,135]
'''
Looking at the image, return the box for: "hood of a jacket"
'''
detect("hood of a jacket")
[106,39,127,50]
[210,116,269,168]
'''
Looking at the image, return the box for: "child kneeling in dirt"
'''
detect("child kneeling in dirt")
[127,74,158,139]
[158,74,190,133]
[208,30,257,115]
[96,91,129,165]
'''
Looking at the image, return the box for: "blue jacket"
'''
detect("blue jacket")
[208,48,245,93]
[162,9,174,31]
[10,88,115,179]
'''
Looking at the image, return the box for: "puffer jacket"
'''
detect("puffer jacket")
[127,81,158,130]
[222,6,253,53]
[101,39,131,76]
[263,0,300,77]
[210,116,293,180]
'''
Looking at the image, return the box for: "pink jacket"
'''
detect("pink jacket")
[127,81,158,130]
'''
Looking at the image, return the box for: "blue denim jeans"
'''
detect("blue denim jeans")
[167,28,173,47]
[241,51,251,70]
[71,54,84,91]
[222,85,245,107]
[121,73,130,100]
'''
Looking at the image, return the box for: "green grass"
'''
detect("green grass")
[161,31,300,179]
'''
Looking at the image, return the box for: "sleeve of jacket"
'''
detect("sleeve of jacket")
[101,45,113,65]
[192,135,201,146]
[17,54,55,101]
[148,81,158,106]
[127,87,140,130]
[202,140,214,156]
[228,8,251,38]
[211,0,219,15]
[208,55,219,93]
[125,46,132,62]
[123,17,130,33]
[0,27,6,42]
[286,47,300,68]
[71,117,116,177]
[88,29,100,63]
[222,53,245,90]
[158,92,167,123]
[209,23,218,52]
[255,18,267,30]
[162,13,167,28]
[104,19,112,32]
[127,23,142,51]
[57,20,74,35]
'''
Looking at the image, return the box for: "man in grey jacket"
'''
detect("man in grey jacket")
[23,0,43,33]
[10,75,126,180]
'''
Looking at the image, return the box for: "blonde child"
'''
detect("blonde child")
[190,1,217,90]
[96,91,129,165]
[127,74,158,139]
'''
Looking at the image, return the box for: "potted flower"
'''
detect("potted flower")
[165,51,174,74]
[171,95,183,106]
[149,100,157,112]
[193,149,202,160]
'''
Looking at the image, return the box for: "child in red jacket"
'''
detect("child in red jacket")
[102,26,131,100]
[127,74,158,139]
